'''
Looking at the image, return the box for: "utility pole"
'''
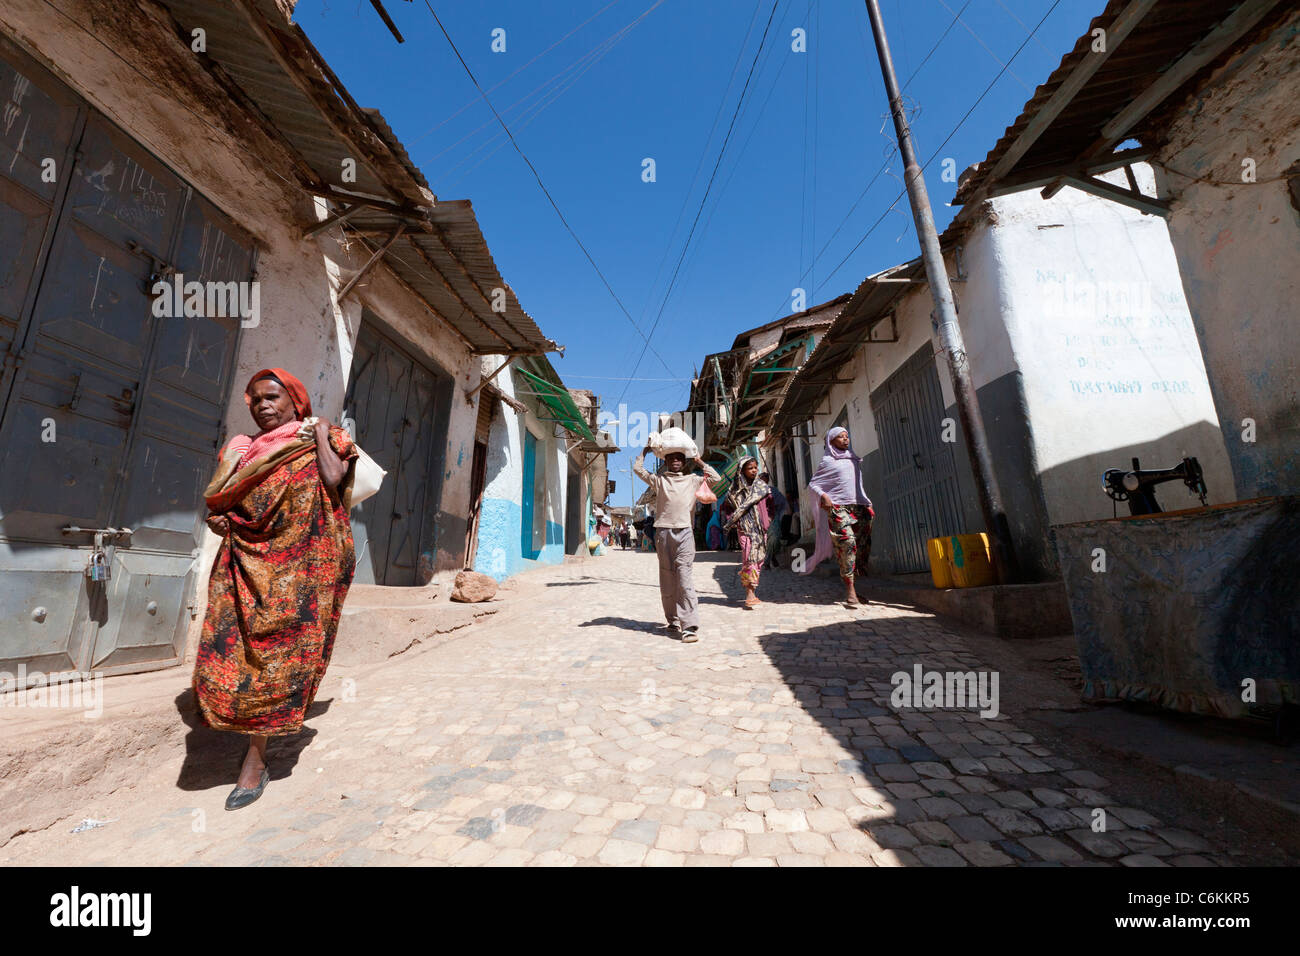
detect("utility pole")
[862,0,1018,583]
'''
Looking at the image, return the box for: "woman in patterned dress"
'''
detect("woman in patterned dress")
[801,427,875,607]
[194,368,358,810]
[723,457,772,608]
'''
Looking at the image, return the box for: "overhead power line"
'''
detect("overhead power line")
[442,4,662,188]
[815,0,1064,291]
[410,0,624,147]
[422,2,675,375]
[622,0,766,377]
[618,0,784,406]
[934,0,1035,93]
[429,0,659,175]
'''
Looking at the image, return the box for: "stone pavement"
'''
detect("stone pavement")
[5,550,1226,867]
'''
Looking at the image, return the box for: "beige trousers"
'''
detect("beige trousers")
[655,527,699,630]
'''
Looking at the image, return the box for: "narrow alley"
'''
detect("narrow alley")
[3,551,1249,868]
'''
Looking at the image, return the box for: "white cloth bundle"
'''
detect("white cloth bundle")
[648,426,699,459]
[297,417,386,507]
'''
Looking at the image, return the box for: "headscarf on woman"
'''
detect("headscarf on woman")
[723,457,772,537]
[221,368,314,470]
[800,427,873,575]
[195,368,359,736]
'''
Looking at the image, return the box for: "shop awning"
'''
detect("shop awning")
[155,0,561,356]
[515,368,597,442]
[727,332,817,448]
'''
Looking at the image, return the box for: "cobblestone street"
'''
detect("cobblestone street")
[7,551,1227,867]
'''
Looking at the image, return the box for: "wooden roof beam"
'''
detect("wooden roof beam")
[1079,0,1285,163]
[962,0,1159,207]
[338,224,405,301]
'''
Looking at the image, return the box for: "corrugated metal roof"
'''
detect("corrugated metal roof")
[769,259,925,438]
[729,293,852,351]
[155,0,559,355]
[955,0,1291,204]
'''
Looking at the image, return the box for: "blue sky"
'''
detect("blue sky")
[299,0,1095,497]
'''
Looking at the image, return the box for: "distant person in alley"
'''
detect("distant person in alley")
[760,470,787,569]
[194,368,359,810]
[723,456,772,608]
[802,426,875,607]
[633,436,720,642]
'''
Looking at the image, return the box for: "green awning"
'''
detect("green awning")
[515,368,597,442]
[707,443,759,497]
[728,333,817,447]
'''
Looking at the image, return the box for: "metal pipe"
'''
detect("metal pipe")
[862,0,1018,582]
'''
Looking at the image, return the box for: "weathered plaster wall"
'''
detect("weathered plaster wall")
[1153,10,1300,498]
[473,366,566,581]
[0,4,483,651]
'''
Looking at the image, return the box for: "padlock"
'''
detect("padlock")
[86,549,110,582]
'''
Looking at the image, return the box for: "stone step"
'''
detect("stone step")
[334,594,497,667]
[345,582,441,608]
[868,576,1074,639]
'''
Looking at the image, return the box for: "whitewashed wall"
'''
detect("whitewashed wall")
[991,169,1235,524]
[792,175,1233,574]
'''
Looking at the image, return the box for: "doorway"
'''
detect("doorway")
[0,38,252,683]
[343,316,451,585]
[871,345,965,572]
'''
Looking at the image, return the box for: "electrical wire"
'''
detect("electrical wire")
[934,0,1035,93]
[617,0,784,406]
[422,1,676,377]
[643,0,797,320]
[441,6,658,187]
[613,1,766,377]
[991,0,1055,56]
[755,0,973,323]
[428,0,659,174]
[815,0,1065,291]
[410,0,624,147]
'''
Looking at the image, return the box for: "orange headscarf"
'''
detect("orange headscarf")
[244,367,313,418]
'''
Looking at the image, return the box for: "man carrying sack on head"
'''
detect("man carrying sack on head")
[633,427,720,643]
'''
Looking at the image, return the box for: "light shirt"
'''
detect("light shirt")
[632,454,721,530]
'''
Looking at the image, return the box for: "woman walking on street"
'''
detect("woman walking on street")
[723,457,772,608]
[801,427,875,607]
[194,368,359,810]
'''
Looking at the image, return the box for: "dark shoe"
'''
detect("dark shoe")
[225,769,269,811]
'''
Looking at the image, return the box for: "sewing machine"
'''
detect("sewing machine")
[1102,456,1208,516]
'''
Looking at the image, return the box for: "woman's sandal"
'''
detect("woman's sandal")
[225,768,270,811]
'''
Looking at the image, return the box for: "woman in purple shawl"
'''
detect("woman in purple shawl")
[801,426,874,606]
